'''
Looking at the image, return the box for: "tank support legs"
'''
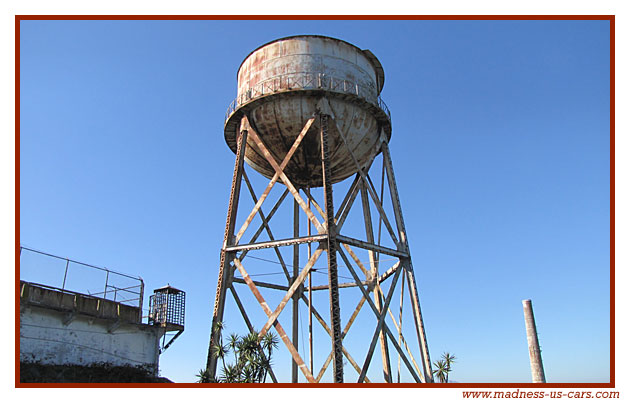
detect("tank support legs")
[206,106,433,383]
[206,126,248,379]
[381,139,434,382]
[320,113,345,383]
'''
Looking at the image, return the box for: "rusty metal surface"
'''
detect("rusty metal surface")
[233,257,316,383]
[224,36,391,188]
[246,124,325,233]
[209,37,436,383]
[320,114,344,382]
[337,247,421,383]
[234,116,315,244]
[381,141,434,382]
[207,129,248,377]
[229,285,279,382]
[235,35,385,95]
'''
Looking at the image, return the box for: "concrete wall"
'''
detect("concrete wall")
[20,282,163,374]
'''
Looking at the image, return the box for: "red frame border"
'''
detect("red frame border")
[15,14,615,389]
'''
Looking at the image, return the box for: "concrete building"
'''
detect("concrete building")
[19,248,184,383]
[20,281,162,372]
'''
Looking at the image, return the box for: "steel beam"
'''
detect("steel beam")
[234,116,315,244]
[247,121,325,234]
[229,285,278,383]
[207,126,248,377]
[242,170,292,281]
[338,247,422,383]
[397,269,405,382]
[299,293,370,383]
[316,296,368,382]
[292,199,300,383]
[306,188,314,376]
[225,235,327,252]
[336,173,362,231]
[382,140,433,382]
[233,257,316,383]
[328,112,399,246]
[320,112,344,383]
[361,181,392,383]
[232,277,289,291]
[306,280,370,292]
[258,249,324,339]
[379,261,402,284]
[337,234,409,259]
[335,173,361,223]
[237,188,289,263]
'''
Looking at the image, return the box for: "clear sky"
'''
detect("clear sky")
[19,19,610,383]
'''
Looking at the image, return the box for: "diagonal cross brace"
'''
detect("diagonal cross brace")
[356,253,403,382]
[246,120,325,235]
[258,247,324,339]
[234,116,317,244]
[337,247,422,383]
[237,187,289,263]
[229,285,279,383]
[299,293,371,383]
[242,169,292,281]
[232,257,316,383]
[322,102,399,247]
[315,296,370,383]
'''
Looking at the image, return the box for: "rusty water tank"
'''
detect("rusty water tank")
[224,35,392,188]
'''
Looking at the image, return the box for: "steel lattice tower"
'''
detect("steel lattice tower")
[206,36,433,383]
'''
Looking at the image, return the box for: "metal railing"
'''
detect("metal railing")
[225,72,391,122]
[19,246,144,313]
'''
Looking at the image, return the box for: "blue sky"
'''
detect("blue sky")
[19,19,610,383]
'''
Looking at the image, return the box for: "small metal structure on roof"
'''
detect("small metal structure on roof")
[149,284,185,353]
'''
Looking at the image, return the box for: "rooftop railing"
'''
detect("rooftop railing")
[225,72,391,123]
[19,246,144,314]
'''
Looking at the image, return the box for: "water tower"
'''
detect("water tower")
[206,35,433,383]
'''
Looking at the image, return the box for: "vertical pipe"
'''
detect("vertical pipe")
[397,272,405,383]
[292,198,300,382]
[522,299,546,383]
[61,259,70,291]
[307,187,314,376]
[103,271,109,300]
[320,113,344,383]
[139,278,145,323]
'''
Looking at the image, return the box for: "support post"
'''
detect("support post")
[292,198,300,383]
[206,126,248,378]
[320,113,344,383]
[523,299,546,383]
[381,139,433,382]
[360,181,392,382]
[307,187,314,376]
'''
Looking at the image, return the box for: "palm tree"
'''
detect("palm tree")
[211,342,229,377]
[433,359,448,383]
[210,329,279,383]
[212,321,224,342]
[228,333,240,353]
[261,332,278,382]
[442,352,456,383]
[195,368,212,383]
[195,321,227,383]
[222,363,238,383]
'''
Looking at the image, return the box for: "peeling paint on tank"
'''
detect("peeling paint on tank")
[225,35,391,187]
